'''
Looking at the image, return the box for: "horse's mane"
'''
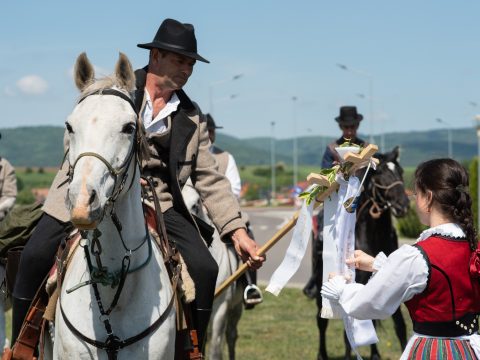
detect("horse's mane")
[78,76,128,99]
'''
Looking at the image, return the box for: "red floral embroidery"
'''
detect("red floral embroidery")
[469,249,480,279]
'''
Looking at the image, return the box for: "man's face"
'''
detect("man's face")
[150,49,196,90]
[340,123,359,140]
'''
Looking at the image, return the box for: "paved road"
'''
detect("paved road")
[244,207,311,288]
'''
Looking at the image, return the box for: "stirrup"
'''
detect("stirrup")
[243,284,263,305]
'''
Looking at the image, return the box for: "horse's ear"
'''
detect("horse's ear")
[392,146,400,161]
[387,145,400,162]
[74,52,95,91]
[115,52,135,92]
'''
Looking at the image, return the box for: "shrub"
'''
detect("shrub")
[16,189,36,205]
[396,204,427,238]
[252,166,271,177]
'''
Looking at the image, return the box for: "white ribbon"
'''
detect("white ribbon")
[266,200,314,296]
[321,175,378,358]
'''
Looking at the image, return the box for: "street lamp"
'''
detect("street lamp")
[337,63,374,144]
[271,121,276,202]
[357,93,386,152]
[436,118,452,158]
[209,73,243,115]
[292,96,298,189]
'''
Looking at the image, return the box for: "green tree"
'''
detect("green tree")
[469,157,478,230]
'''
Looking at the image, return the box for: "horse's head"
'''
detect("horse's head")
[366,146,409,218]
[65,53,138,229]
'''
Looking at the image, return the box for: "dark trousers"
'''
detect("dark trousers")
[13,213,70,300]
[163,207,219,311]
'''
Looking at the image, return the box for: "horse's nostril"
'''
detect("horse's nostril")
[88,190,97,205]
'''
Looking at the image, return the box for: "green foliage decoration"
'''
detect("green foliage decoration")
[298,166,338,205]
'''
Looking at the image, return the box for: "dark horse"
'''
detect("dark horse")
[310,146,410,360]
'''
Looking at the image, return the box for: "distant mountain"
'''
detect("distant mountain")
[0,126,477,168]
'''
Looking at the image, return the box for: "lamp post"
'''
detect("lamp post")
[209,73,243,115]
[357,93,386,151]
[436,118,452,158]
[270,121,276,202]
[337,63,374,144]
[292,96,298,189]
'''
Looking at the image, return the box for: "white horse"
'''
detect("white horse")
[52,53,176,359]
[182,180,244,360]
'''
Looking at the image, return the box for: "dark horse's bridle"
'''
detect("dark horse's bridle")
[59,89,178,360]
[357,164,405,220]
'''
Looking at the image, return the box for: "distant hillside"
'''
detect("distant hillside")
[0,126,477,168]
[0,126,65,167]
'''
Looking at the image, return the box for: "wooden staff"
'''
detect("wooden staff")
[214,211,299,298]
[214,144,378,298]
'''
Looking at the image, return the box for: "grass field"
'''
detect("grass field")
[221,286,412,360]
[2,287,411,359]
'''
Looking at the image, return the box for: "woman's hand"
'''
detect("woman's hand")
[346,250,375,272]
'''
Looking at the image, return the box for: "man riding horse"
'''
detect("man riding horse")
[12,18,264,355]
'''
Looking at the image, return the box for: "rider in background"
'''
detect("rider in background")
[206,114,262,309]
[11,18,264,353]
[322,158,480,359]
[0,132,17,351]
[303,106,367,298]
[0,134,16,222]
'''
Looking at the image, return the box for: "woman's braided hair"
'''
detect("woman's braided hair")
[415,158,477,251]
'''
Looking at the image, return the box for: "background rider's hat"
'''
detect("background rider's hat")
[206,114,223,130]
[137,18,209,63]
[335,106,363,125]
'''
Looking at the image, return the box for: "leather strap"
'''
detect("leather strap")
[11,278,48,360]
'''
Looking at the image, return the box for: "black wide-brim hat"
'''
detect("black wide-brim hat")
[137,18,209,63]
[206,114,223,129]
[335,106,363,125]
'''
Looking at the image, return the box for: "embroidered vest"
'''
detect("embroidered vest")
[405,235,480,336]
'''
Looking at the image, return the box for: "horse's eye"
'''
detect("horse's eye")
[121,123,136,135]
[65,122,74,134]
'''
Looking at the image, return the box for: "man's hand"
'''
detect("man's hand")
[230,228,265,270]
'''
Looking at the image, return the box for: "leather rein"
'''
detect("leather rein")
[357,176,404,220]
[59,89,179,360]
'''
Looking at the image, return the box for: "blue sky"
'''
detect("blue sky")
[1,1,479,140]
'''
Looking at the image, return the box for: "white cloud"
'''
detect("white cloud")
[16,75,49,95]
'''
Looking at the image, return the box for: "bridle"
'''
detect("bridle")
[357,165,405,220]
[60,88,178,360]
[68,89,138,218]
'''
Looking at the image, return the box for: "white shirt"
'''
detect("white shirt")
[338,223,465,320]
[142,90,180,133]
[225,153,241,198]
[324,223,480,359]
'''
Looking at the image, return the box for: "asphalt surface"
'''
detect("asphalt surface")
[244,207,310,288]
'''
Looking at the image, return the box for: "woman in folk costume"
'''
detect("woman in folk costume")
[322,158,480,359]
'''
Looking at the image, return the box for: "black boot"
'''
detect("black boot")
[193,308,212,353]
[303,277,317,299]
[11,297,32,346]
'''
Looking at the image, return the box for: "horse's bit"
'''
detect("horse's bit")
[361,177,404,219]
